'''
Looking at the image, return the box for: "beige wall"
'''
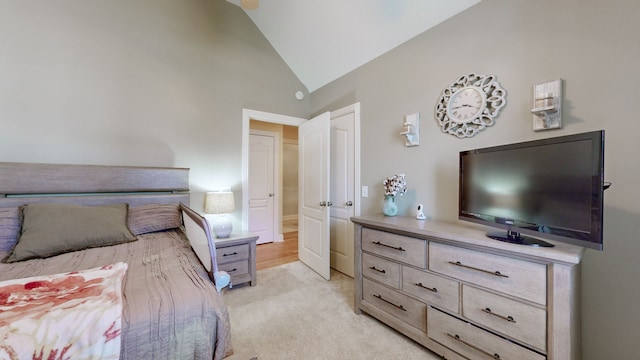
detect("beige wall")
[310,1,639,359]
[282,125,298,217]
[0,0,309,223]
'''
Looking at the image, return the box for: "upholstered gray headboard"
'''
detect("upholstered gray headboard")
[0,162,190,208]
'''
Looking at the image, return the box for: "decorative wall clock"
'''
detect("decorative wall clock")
[435,73,507,138]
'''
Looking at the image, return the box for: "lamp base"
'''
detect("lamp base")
[213,215,233,238]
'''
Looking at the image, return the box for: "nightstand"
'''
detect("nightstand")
[214,233,259,287]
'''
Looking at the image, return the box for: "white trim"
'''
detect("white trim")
[282,214,298,222]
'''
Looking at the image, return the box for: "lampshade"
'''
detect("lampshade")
[204,191,235,214]
[204,191,235,238]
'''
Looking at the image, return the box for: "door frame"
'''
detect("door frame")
[241,109,306,232]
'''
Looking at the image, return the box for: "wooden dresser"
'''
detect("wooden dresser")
[352,215,584,360]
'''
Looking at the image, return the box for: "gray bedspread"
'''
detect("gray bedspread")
[0,229,233,360]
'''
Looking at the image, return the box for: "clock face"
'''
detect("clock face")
[434,73,507,138]
[446,87,486,123]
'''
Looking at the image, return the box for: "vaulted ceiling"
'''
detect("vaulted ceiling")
[227,0,481,92]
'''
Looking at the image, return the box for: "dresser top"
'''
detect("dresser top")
[351,215,584,265]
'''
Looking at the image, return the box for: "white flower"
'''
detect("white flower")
[383,174,407,196]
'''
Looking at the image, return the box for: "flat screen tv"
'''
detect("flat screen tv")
[459,130,605,250]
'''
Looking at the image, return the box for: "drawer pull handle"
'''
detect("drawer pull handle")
[226,268,238,273]
[447,333,501,359]
[373,294,406,311]
[372,241,406,252]
[448,261,509,278]
[369,266,386,274]
[414,282,438,293]
[482,307,516,323]
[223,252,239,257]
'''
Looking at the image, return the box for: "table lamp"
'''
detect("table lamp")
[204,190,235,238]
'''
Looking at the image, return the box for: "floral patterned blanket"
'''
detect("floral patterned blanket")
[0,262,128,360]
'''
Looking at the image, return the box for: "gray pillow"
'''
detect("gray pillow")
[2,203,137,263]
[0,207,21,252]
[128,203,181,235]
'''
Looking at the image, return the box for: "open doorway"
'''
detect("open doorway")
[241,105,360,277]
[242,110,306,270]
[249,120,300,270]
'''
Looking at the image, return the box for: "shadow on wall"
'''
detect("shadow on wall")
[433,161,459,220]
[310,90,358,117]
[3,135,177,169]
[581,205,640,360]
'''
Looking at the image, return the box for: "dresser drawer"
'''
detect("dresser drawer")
[362,228,426,268]
[427,307,545,360]
[362,253,401,289]
[363,278,426,332]
[219,259,249,278]
[462,285,546,351]
[429,242,547,305]
[216,243,249,264]
[402,266,459,314]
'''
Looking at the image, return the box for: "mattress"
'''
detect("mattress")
[0,229,233,360]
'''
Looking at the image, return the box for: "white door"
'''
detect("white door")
[298,112,331,280]
[249,131,276,244]
[330,104,358,277]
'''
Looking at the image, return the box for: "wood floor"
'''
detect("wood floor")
[256,231,298,270]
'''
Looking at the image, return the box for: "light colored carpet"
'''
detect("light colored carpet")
[223,261,440,360]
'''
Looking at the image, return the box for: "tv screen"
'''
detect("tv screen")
[459,130,605,250]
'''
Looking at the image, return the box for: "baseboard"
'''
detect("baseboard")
[282,214,298,221]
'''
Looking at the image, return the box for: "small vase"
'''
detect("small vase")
[382,195,398,216]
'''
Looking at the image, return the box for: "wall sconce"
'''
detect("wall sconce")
[531,79,563,131]
[400,112,420,146]
[204,190,236,238]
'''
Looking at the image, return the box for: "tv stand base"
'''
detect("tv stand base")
[487,230,554,247]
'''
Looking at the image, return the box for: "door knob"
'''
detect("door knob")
[319,201,327,207]
[346,201,353,206]
[268,193,274,197]
[327,201,333,207]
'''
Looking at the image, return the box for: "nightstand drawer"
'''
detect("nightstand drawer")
[402,266,459,314]
[219,259,249,278]
[216,243,249,264]
[462,285,546,351]
[429,242,547,305]
[362,228,426,268]
[362,253,401,289]
[427,307,545,360]
[363,278,426,332]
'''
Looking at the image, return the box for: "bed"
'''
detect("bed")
[0,162,233,359]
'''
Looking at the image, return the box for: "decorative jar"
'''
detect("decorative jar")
[382,195,398,216]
